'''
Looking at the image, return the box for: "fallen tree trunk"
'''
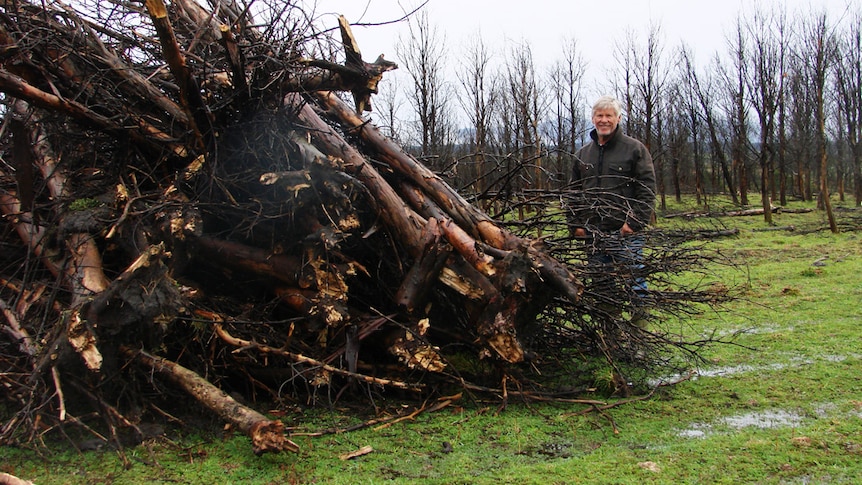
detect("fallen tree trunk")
[125,347,299,455]
[665,207,814,219]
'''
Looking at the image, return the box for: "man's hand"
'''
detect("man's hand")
[620,223,635,236]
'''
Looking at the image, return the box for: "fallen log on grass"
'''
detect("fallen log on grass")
[125,347,298,455]
[665,207,814,219]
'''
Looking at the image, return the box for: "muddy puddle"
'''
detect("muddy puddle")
[722,409,805,429]
[677,409,806,438]
[649,350,861,386]
[665,352,857,439]
[710,323,790,338]
[652,327,861,439]
[650,360,805,387]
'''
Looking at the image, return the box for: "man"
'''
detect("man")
[568,95,656,324]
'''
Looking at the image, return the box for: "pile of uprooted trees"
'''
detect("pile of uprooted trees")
[0,0,726,455]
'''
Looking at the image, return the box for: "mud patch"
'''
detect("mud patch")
[651,362,796,387]
[516,441,575,459]
[709,323,791,339]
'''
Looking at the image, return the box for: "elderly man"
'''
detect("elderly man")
[568,95,656,324]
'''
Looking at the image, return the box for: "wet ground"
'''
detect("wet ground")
[670,348,862,439]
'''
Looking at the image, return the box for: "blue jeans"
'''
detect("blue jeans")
[587,234,648,301]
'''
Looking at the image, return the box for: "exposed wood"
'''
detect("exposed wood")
[395,218,451,313]
[400,183,498,278]
[314,91,584,305]
[212,321,425,391]
[0,472,34,485]
[144,0,212,152]
[340,445,374,460]
[125,346,299,455]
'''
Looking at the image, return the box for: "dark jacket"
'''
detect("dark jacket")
[569,127,656,233]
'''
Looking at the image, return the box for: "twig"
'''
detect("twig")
[294,393,460,437]
[209,317,424,392]
[0,472,35,485]
[50,366,66,422]
[374,395,455,430]
[339,445,373,460]
[123,346,299,455]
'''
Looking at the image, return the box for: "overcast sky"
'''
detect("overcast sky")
[310,1,856,63]
[305,0,857,104]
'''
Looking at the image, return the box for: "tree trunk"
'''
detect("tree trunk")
[126,348,298,455]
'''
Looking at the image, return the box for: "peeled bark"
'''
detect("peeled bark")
[126,347,299,455]
[395,218,452,313]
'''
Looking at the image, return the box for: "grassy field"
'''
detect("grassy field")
[2,197,861,484]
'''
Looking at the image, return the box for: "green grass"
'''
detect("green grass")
[3,197,861,484]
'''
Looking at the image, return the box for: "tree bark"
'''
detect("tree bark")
[125,347,299,455]
[314,91,584,305]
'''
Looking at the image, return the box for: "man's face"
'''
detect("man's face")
[592,108,621,142]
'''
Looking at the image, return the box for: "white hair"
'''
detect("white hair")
[592,95,623,117]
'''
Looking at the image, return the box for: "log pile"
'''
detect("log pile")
[0,0,726,454]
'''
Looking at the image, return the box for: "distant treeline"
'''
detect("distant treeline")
[379,6,862,214]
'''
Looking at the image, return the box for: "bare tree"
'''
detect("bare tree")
[743,4,787,223]
[546,38,588,189]
[615,22,667,210]
[785,51,817,201]
[664,79,688,204]
[777,19,791,207]
[834,8,862,207]
[721,16,752,206]
[456,34,497,198]
[503,40,545,195]
[677,44,707,206]
[374,77,404,142]
[396,11,454,166]
[799,9,840,232]
[680,48,738,204]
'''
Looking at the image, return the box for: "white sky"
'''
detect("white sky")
[309,0,855,64]
[303,0,858,108]
[312,0,743,66]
